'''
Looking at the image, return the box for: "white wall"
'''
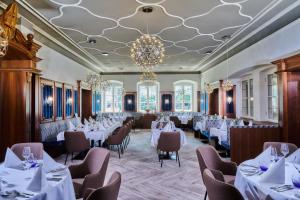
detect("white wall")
[103,74,201,92]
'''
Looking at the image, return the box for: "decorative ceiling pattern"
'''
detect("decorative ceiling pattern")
[27,0,278,72]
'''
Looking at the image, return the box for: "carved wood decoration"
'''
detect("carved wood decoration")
[273,53,300,147]
[0,2,42,160]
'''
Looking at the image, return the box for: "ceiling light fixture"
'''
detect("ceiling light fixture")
[84,73,111,92]
[205,50,212,55]
[205,83,213,94]
[102,52,109,56]
[142,6,153,13]
[222,35,233,91]
[88,38,96,44]
[130,34,165,68]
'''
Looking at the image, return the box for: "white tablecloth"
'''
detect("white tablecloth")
[209,128,227,144]
[57,123,121,144]
[194,121,206,132]
[235,160,300,200]
[177,116,192,124]
[0,164,75,200]
[150,128,187,147]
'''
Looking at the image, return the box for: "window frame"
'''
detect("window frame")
[103,81,123,113]
[174,82,194,112]
[267,73,278,121]
[241,79,254,118]
[137,81,160,113]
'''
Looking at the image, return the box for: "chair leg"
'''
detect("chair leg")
[71,152,74,161]
[64,153,69,165]
[160,159,163,168]
[204,191,207,200]
[177,152,181,167]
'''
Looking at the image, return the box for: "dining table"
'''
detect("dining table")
[0,162,75,200]
[150,127,187,147]
[235,159,300,200]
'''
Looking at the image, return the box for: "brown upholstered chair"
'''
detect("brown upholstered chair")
[11,143,44,160]
[157,132,181,167]
[84,171,121,200]
[196,145,237,200]
[69,147,110,199]
[107,127,126,158]
[170,116,181,128]
[64,131,90,164]
[263,142,298,157]
[203,169,244,200]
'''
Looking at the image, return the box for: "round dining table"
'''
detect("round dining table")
[0,164,75,200]
[235,159,300,200]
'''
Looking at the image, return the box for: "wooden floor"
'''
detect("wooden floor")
[56,130,207,200]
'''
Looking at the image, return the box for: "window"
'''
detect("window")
[56,87,63,120]
[138,81,159,112]
[242,79,253,117]
[74,90,78,115]
[92,91,101,114]
[267,74,278,120]
[65,88,73,117]
[103,81,123,112]
[174,84,193,112]
[42,85,53,120]
[200,92,208,114]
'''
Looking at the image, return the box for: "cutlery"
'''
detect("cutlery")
[270,185,294,192]
[240,163,259,169]
[293,157,300,173]
[47,177,62,182]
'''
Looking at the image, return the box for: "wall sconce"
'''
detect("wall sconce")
[45,96,53,105]
[164,99,170,104]
[127,99,132,104]
[227,96,233,104]
[67,97,73,105]
[250,97,254,101]
[96,99,100,103]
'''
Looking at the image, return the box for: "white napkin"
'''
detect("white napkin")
[220,121,227,131]
[163,123,172,132]
[27,165,48,192]
[4,148,23,170]
[43,151,64,173]
[98,123,106,131]
[248,120,253,127]
[238,120,244,126]
[84,118,89,125]
[260,158,285,184]
[68,121,75,131]
[254,146,272,163]
[286,149,300,163]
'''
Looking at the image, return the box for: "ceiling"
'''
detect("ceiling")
[25,0,289,72]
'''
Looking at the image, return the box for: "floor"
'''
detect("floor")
[56,130,207,200]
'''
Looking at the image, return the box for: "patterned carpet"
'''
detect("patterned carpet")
[56,130,207,200]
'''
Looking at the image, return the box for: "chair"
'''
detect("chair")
[107,127,126,158]
[196,146,237,200]
[84,171,121,200]
[263,142,298,157]
[157,132,181,167]
[203,169,244,200]
[11,143,44,160]
[69,148,110,199]
[64,131,90,164]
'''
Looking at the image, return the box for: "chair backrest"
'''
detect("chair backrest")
[157,132,180,152]
[203,169,244,200]
[196,146,221,176]
[263,142,298,156]
[86,171,121,200]
[64,131,89,153]
[11,143,43,160]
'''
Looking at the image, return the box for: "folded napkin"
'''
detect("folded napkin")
[163,123,172,132]
[4,148,23,170]
[27,165,48,192]
[84,118,89,125]
[43,151,64,173]
[98,123,106,131]
[254,146,272,164]
[238,120,244,126]
[220,121,227,131]
[260,158,285,184]
[248,120,253,127]
[68,121,75,131]
[286,149,300,163]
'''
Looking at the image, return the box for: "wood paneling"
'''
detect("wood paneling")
[230,127,281,164]
[81,89,92,122]
[273,54,300,147]
[209,89,219,115]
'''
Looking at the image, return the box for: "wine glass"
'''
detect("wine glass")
[22,147,31,162]
[270,146,278,162]
[280,143,289,157]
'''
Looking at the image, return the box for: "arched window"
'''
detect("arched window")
[137,81,159,113]
[174,80,195,112]
[103,80,123,112]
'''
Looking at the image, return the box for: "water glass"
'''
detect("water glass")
[270,146,278,162]
[22,146,31,162]
[292,174,300,188]
[280,143,289,157]
[259,160,270,172]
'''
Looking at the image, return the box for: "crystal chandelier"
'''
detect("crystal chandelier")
[130,34,165,68]
[205,83,213,94]
[140,69,157,82]
[84,73,111,92]
[222,80,234,91]
[0,25,8,57]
